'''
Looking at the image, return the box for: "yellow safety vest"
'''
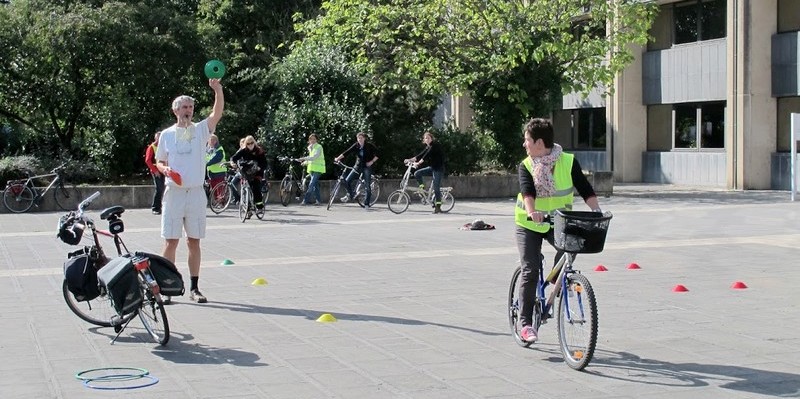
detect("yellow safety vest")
[206,146,227,174]
[515,153,575,232]
[306,143,326,174]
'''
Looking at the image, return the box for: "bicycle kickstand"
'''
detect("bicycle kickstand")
[109,315,134,345]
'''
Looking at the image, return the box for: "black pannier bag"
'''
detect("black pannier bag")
[63,252,100,301]
[97,256,142,315]
[132,252,185,297]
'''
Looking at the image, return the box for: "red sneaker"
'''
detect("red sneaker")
[520,325,538,343]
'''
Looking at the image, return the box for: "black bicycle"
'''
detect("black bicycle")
[59,192,183,345]
[277,156,309,206]
[3,162,81,213]
[327,161,381,210]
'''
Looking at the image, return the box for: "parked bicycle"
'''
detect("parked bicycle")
[235,160,265,222]
[277,156,309,206]
[507,210,612,370]
[59,192,184,345]
[3,162,81,213]
[327,160,381,210]
[387,160,454,214]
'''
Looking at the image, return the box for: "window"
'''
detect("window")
[573,108,606,150]
[673,102,725,149]
[673,0,726,45]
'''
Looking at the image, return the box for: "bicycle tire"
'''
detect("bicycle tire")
[54,182,82,211]
[355,177,381,207]
[439,191,455,213]
[138,284,170,345]
[279,176,292,206]
[327,180,342,210]
[3,183,35,213]
[239,186,251,223]
[387,190,410,214]
[557,272,598,370]
[62,279,135,328]
[209,181,231,214]
[507,267,533,348]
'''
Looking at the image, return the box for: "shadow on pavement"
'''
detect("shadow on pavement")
[150,332,268,367]
[587,350,800,397]
[186,300,506,337]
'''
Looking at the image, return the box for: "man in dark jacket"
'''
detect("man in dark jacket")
[335,132,379,209]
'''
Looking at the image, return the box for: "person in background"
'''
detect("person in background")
[334,132,378,209]
[514,117,601,343]
[155,78,224,304]
[297,134,325,205]
[230,135,268,211]
[144,131,164,215]
[205,134,227,195]
[404,131,446,213]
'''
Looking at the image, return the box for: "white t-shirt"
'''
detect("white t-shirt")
[156,119,211,188]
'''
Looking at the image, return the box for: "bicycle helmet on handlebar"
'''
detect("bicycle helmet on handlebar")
[57,213,85,245]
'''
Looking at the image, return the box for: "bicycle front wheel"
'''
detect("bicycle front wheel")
[557,273,598,370]
[209,182,231,214]
[507,267,533,348]
[327,180,342,210]
[239,187,252,222]
[3,183,35,213]
[387,190,410,214]
[138,287,170,345]
[54,182,82,211]
[62,279,117,327]
[279,176,292,206]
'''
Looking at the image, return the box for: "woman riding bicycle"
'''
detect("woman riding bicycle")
[404,131,446,214]
[515,118,601,343]
[230,135,268,210]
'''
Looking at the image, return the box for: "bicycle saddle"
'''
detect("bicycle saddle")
[100,205,125,220]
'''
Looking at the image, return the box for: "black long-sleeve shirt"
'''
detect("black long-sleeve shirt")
[341,141,378,167]
[518,157,596,201]
[412,141,445,170]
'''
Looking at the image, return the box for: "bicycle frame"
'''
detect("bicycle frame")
[13,170,62,201]
[537,252,577,323]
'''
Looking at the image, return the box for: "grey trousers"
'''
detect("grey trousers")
[515,226,563,327]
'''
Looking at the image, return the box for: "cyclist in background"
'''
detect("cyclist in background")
[230,135,268,211]
[515,118,601,343]
[334,132,379,209]
[404,131,445,214]
[205,134,227,195]
[297,133,325,206]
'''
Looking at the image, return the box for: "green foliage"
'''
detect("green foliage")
[0,155,42,185]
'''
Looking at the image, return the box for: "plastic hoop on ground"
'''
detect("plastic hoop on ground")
[82,375,159,390]
[75,367,149,381]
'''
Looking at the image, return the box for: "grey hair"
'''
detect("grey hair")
[171,95,196,111]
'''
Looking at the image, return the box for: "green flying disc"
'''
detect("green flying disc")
[204,59,226,79]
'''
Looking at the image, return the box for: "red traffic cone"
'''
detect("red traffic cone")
[594,265,608,272]
[731,281,748,289]
[672,284,689,292]
[627,262,641,269]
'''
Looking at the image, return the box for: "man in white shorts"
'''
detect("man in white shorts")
[155,79,224,303]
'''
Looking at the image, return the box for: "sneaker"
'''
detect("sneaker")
[314,201,321,206]
[152,210,161,215]
[189,289,207,303]
[520,325,538,343]
[340,196,350,203]
[163,296,172,305]
[299,201,307,205]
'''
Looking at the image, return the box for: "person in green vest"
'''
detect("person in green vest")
[298,134,325,205]
[515,118,601,343]
[205,133,227,194]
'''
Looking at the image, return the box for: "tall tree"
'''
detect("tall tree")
[297,0,657,167]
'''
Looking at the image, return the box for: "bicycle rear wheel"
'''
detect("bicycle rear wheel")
[54,182,82,211]
[557,273,598,370]
[355,177,380,207]
[138,286,169,345]
[327,180,342,210]
[209,182,231,214]
[279,176,292,206]
[439,191,455,213]
[387,190,410,214]
[62,279,117,327]
[507,267,533,348]
[239,187,252,222]
[3,184,35,213]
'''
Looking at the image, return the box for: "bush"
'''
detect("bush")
[0,155,42,184]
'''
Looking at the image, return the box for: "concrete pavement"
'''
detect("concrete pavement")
[0,184,799,398]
